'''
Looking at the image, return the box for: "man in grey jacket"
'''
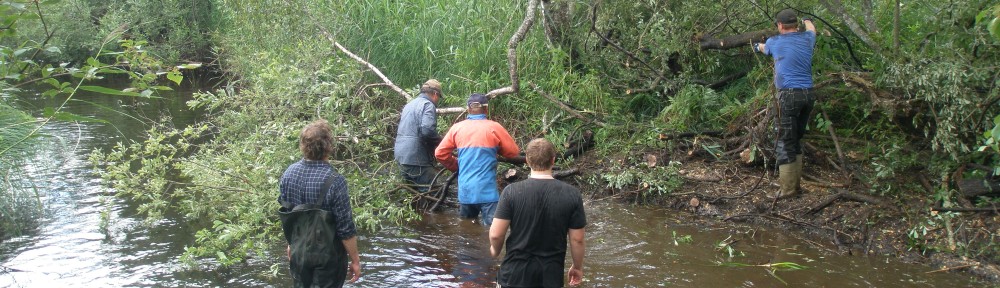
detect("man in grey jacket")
[394,79,444,191]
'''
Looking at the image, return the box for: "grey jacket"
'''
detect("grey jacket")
[394,94,441,166]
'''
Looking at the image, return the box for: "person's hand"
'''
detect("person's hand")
[567,265,583,286]
[347,260,361,283]
[802,17,812,22]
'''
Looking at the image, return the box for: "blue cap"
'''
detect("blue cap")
[467,93,489,107]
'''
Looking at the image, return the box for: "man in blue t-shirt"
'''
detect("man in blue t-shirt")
[753,9,816,199]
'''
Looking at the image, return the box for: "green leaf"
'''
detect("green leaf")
[44,46,61,54]
[86,57,100,68]
[43,108,108,123]
[166,71,183,85]
[990,18,999,41]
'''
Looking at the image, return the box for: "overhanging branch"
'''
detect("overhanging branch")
[486,0,540,98]
[290,0,413,101]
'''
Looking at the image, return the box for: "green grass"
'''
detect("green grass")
[0,102,44,239]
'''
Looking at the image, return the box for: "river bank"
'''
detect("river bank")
[560,147,1000,284]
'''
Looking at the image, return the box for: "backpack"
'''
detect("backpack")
[279,175,339,270]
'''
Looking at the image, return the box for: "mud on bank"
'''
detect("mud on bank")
[556,149,1000,284]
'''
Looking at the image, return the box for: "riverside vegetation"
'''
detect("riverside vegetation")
[2,0,999,282]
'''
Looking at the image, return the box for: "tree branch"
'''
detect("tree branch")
[698,29,777,50]
[590,2,669,82]
[818,0,880,53]
[530,82,607,127]
[487,0,540,98]
[290,0,413,101]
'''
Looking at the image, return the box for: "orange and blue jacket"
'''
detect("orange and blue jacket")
[435,114,520,204]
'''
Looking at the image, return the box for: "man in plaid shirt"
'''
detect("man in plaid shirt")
[279,119,361,287]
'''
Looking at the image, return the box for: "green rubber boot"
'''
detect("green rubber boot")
[774,162,799,199]
[792,154,803,190]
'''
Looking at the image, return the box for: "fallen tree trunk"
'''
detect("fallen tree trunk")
[807,190,886,215]
[957,179,1000,198]
[658,131,723,141]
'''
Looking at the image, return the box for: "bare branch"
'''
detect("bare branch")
[819,0,880,53]
[530,82,607,127]
[290,0,413,101]
[590,2,669,82]
[487,0,540,98]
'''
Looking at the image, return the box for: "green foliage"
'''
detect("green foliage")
[868,140,921,196]
[9,0,220,63]
[978,115,1000,175]
[657,84,726,131]
[671,230,693,245]
[592,159,683,200]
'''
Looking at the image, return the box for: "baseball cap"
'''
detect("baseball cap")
[776,9,798,25]
[467,93,488,108]
[422,79,442,95]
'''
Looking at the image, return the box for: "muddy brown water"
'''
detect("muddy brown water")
[0,83,982,287]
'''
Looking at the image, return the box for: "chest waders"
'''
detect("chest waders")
[279,175,346,287]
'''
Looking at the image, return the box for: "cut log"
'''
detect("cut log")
[500,155,527,165]
[504,168,524,182]
[957,179,1000,198]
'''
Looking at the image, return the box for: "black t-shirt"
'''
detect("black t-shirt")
[494,178,586,288]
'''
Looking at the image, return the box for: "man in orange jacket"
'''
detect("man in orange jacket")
[435,93,521,226]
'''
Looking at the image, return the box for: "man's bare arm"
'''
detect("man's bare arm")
[342,236,362,283]
[567,228,585,286]
[804,19,816,32]
[489,219,510,258]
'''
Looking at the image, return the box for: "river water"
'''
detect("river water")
[0,84,982,287]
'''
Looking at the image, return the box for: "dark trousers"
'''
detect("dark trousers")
[775,89,815,165]
[290,243,347,288]
[399,164,437,192]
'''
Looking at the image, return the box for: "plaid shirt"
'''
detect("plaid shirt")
[278,159,357,239]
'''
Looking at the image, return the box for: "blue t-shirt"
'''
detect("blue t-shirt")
[764,31,816,89]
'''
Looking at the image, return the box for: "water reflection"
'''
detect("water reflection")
[361,211,498,287]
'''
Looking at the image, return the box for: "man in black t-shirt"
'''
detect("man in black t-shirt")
[489,138,587,287]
